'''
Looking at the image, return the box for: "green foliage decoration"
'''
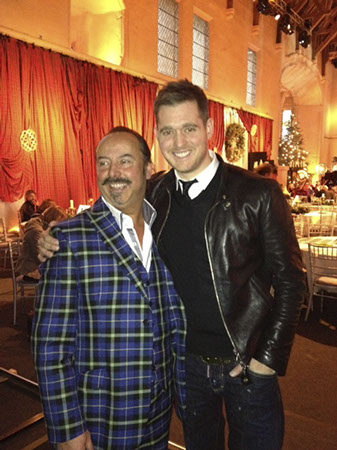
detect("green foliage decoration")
[225,123,245,163]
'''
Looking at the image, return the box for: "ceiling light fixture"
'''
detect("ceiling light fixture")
[298,29,310,48]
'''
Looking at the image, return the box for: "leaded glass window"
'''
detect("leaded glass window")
[192,15,209,89]
[246,49,257,106]
[158,0,179,78]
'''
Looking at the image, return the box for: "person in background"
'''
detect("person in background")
[19,190,38,222]
[16,204,67,281]
[254,162,278,180]
[38,80,305,450]
[32,127,186,449]
[32,198,57,218]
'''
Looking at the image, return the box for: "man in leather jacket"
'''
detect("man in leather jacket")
[38,80,305,449]
[150,80,305,450]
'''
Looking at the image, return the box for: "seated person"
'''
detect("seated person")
[31,198,56,218]
[19,190,38,222]
[16,205,67,281]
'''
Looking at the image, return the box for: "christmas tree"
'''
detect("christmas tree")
[278,114,309,168]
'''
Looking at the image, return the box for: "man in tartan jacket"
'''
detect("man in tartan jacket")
[32,127,186,449]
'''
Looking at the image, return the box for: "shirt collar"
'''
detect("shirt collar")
[101,196,157,229]
[175,150,219,196]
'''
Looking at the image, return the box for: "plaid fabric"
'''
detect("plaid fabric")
[32,197,186,449]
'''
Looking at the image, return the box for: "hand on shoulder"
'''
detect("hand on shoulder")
[38,221,60,262]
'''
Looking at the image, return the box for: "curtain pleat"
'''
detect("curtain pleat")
[208,100,225,155]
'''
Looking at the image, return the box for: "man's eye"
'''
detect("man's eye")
[120,159,131,165]
[161,130,173,137]
[98,160,109,167]
[185,127,197,133]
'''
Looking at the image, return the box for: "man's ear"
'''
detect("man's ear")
[146,162,154,180]
[206,117,214,140]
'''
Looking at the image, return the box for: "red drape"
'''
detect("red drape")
[208,100,225,154]
[0,35,158,206]
[237,109,273,158]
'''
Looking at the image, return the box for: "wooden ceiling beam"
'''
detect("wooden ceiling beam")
[312,0,330,14]
[315,25,337,54]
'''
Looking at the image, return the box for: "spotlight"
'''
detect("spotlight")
[279,13,294,35]
[298,29,310,48]
[304,19,312,30]
[257,0,271,15]
[274,13,281,21]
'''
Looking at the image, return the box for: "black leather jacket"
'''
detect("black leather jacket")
[148,156,305,376]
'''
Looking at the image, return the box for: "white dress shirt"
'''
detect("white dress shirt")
[102,197,156,273]
[175,150,220,199]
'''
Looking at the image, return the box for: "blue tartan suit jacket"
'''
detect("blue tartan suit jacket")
[32,197,186,449]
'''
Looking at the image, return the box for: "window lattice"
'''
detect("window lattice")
[246,49,257,106]
[158,0,179,78]
[192,15,209,89]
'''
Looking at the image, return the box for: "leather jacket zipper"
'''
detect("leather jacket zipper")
[204,201,249,380]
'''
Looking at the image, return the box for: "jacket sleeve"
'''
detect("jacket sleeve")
[32,228,87,444]
[254,183,305,375]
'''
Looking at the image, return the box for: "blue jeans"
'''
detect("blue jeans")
[183,353,284,450]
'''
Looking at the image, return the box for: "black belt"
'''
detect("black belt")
[200,355,236,365]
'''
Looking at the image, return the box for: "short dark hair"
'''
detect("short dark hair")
[255,163,278,177]
[107,126,151,164]
[37,199,56,214]
[25,189,36,199]
[154,79,209,124]
[42,205,67,224]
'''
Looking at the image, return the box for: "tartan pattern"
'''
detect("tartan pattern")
[32,197,186,449]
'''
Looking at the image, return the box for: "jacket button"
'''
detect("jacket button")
[143,319,149,326]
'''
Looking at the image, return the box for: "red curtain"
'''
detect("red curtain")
[237,109,273,158]
[208,100,225,155]
[112,71,158,149]
[0,35,159,206]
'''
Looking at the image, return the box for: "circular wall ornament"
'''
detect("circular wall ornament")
[250,124,258,136]
[20,129,38,152]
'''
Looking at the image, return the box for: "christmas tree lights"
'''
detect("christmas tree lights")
[278,114,309,168]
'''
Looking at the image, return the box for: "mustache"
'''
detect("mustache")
[102,177,131,186]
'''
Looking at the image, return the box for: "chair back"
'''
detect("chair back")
[308,244,337,280]
[0,217,8,242]
[8,240,38,325]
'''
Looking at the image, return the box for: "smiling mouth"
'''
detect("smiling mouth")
[103,177,131,190]
[173,150,191,158]
[108,182,128,191]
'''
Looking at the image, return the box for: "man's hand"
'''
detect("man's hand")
[229,358,275,377]
[38,221,60,262]
[57,431,94,449]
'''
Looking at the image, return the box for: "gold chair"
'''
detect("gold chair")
[305,244,337,321]
[8,240,38,325]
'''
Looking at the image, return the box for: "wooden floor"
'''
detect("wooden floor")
[1,274,337,449]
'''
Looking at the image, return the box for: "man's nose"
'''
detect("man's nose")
[175,130,187,147]
[109,162,122,177]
